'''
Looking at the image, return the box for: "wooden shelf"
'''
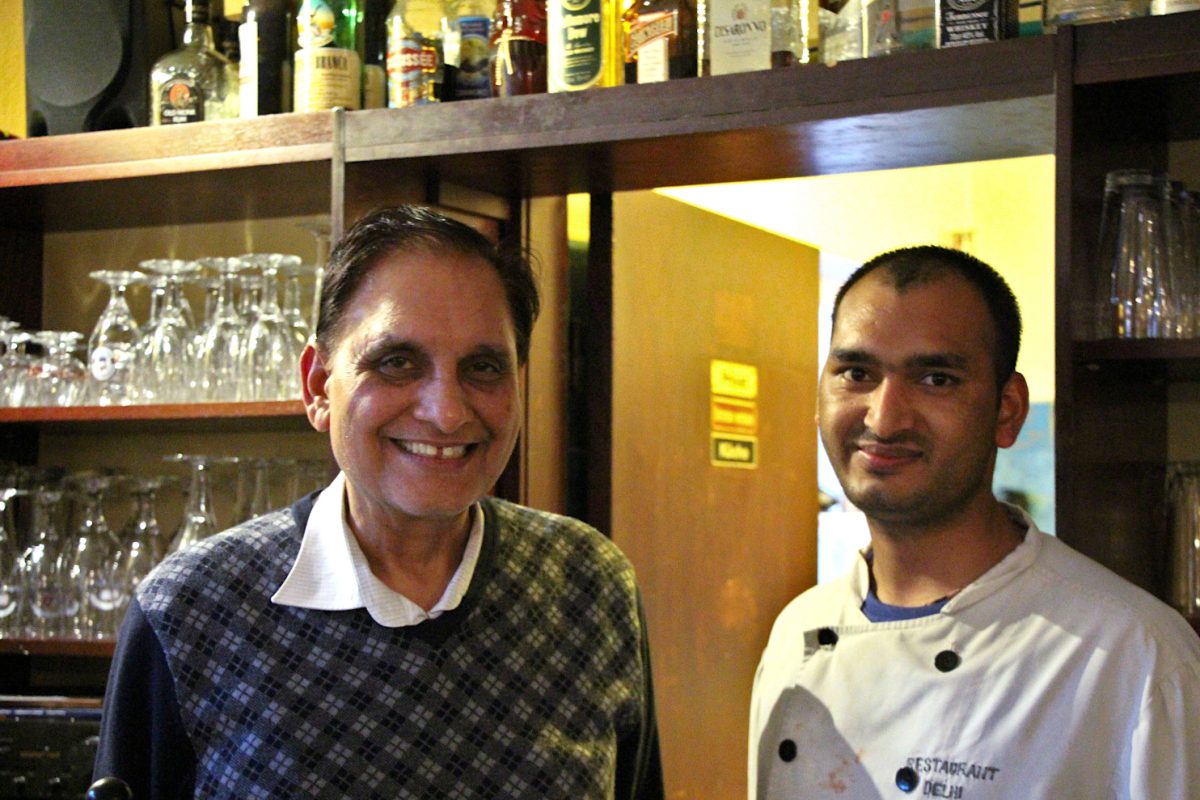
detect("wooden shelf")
[0,400,310,432]
[346,34,1057,197]
[0,34,1058,231]
[1073,339,1200,381]
[1073,10,1200,86]
[0,639,115,659]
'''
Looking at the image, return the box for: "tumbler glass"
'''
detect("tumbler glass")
[1097,170,1171,339]
[1167,462,1200,616]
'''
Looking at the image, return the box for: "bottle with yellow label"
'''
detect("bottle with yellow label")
[294,0,362,111]
[547,0,624,91]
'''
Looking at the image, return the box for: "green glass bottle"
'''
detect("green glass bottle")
[294,0,362,110]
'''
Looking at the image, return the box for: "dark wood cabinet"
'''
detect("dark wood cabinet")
[0,9,1197,708]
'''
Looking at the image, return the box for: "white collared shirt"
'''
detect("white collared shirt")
[271,471,484,627]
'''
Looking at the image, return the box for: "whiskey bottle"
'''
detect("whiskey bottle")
[150,0,240,125]
[490,0,547,95]
[623,0,697,83]
[239,0,293,116]
[547,0,624,91]
[295,0,362,111]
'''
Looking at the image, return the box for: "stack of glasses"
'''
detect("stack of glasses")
[1094,170,1200,340]
[0,457,331,642]
[0,252,315,408]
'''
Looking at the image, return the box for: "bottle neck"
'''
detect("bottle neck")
[183,0,216,48]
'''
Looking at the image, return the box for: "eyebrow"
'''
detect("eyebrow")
[829,348,969,371]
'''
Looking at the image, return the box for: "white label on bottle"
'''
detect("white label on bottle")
[239,19,260,118]
[294,46,362,111]
[710,0,771,75]
[637,37,670,83]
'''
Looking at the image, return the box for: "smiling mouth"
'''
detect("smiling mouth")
[396,440,473,459]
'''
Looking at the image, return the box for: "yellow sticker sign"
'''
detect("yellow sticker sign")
[711,397,758,436]
[711,433,758,469]
[710,359,758,399]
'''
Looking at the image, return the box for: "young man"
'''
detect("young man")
[750,246,1200,799]
[95,206,663,799]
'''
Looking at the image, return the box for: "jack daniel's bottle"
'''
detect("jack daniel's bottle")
[150,0,240,125]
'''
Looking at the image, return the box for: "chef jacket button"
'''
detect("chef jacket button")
[817,627,838,646]
[778,739,797,762]
[895,766,919,792]
[935,650,961,672]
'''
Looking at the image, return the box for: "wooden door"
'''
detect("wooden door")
[610,190,820,800]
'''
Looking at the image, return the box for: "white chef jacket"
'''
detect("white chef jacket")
[750,508,1200,800]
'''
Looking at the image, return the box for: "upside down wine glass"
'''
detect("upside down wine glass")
[138,259,200,403]
[195,257,248,402]
[88,270,146,406]
[239,253,303,401]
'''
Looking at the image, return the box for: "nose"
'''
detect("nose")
[412,370,472,433]
[863,377,914,439]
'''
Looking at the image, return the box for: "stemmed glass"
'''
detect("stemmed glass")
[138,259,200,403]
[32,331,88,407]
[0,332,36,407]
[239,253,303,401]
[119,476,173,595]
[87,270,146,406]
[0,487,27,639]
[280,260,315,351]
[19,487,69,639]
[65,473,124,641]
[195,257,248,402]
[234,457,273,523]
[166,454,235,553]
[298,220,331,334]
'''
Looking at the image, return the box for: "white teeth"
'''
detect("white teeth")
[399,441,469,459]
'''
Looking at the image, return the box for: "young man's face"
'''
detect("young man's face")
[302,247,523,535]
[817,271,1027,530]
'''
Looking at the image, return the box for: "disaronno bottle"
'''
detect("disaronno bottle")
[547,0,623,91]
[295,0,362,111]
[699,0,809,75]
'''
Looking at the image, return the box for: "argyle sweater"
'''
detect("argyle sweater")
[94,494,663,799]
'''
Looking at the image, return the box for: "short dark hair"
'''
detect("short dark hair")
[316,206,541,364]
[833,245,1022,389]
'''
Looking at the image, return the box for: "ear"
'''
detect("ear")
[301,343,332,433]
[995,371,1030,449]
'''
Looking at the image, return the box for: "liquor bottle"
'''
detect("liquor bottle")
[698,0,808,75]
[490,0,547,95]
[361,0,390,107]
[622,0,697,84]
[239,0,293,116]
[386,0,444,107]
[546,0,623,91]
[149,0,240,125]
[295,0,362,111]
[445,0,495,100]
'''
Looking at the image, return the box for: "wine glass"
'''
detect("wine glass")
[0,486,27,639]
[298,220,331,334]
[166,454,236,553]
[119,476,173,596]
[0,331,36,407]
[238,253,303,401]
[65,473,125,641]
[280,260,315,351]
[19,487,69,639]
[87,270,146,406]
[234,457,273,523]
[32,331,88,407]
[194,257,248,402]
[138,259,200,403]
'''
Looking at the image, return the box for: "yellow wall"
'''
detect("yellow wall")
[0,0,25,137]
[660,155,1057,403]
